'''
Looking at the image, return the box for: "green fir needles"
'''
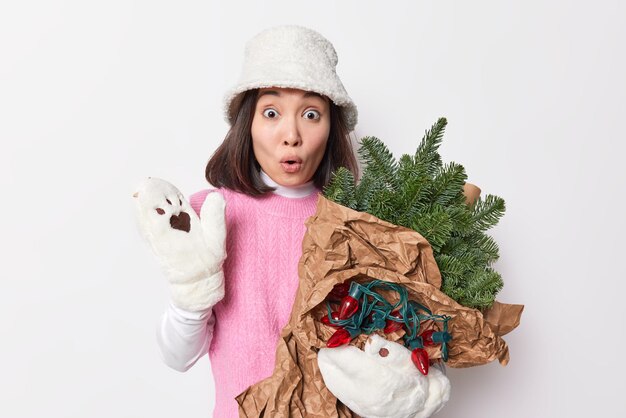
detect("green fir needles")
[323,117,506,309]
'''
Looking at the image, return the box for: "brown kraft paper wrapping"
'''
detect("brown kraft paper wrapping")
[237,185,523,417]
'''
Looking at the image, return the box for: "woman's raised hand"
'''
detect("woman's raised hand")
[133,177,226,311]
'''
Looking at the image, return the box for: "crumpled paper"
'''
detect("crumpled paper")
[237,185,523,417]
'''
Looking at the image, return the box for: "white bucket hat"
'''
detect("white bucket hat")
[223,25,358,132]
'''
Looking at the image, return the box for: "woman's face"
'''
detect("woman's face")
[251,87,331,188]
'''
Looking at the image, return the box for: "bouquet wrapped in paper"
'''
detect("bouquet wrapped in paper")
[237,118,523,418]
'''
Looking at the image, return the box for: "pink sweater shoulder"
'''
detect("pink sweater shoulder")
[189,189,213,217]
[186,186,319,418]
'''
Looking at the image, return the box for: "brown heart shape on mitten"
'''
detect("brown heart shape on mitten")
[169,211,191,233]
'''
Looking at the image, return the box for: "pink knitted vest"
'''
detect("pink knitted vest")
[190,187,319,418]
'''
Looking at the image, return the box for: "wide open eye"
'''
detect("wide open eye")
[303,109,320,120]
[262,108,279,118]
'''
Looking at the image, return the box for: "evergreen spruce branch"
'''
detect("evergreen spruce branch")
[441,281,465,303]
[471,194,506,232]
[354,171,373,209]
[323,167,357,208]
[473,233,501,265]
[395,170,430,227]
[439,235,462,255]
[435,254,465,301]
[440,249,479,273]
[397,154,419,183]
[411,207,452,253]
[397,203,426,231]
[397,148,441,221]
[429,162,468,207]
[460,291,493,310]
[369,189,397,223]
[445,206,474,236]
[323,117,507,309]
[441,236,471,261]
[415,117,446,176]
[460,268,504,309]
[358,136,399,192]
[343,177,358,210]
[464,232,499,266]
[355,172,385,213]
[435,254,465,284]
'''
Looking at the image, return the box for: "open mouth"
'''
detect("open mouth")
[281,157,302,173]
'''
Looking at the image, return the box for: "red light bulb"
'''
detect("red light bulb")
[384,310,404,333]
[327,328,354,348]
[420,329,436,346]
[384,320,403,333]
[329,280,352,300]
[411,347,429,375]
[321,312,341,328]
[338,296,359,319]
[338,282,362,319]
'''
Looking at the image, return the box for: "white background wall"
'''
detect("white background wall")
[2,1,625,417]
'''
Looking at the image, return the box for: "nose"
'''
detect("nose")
[282,116,302,146]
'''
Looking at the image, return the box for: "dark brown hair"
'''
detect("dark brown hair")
[205,89,358,196]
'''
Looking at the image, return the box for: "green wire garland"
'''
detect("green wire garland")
[325,279,452,361]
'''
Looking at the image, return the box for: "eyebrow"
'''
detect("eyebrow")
[257,90,326,100]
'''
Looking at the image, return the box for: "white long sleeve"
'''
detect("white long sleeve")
[156,301,215,372]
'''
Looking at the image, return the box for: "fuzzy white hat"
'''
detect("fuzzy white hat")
[223,25,358,132]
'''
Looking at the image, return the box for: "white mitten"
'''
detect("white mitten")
[133,177,226,311]
[317,334,451,418]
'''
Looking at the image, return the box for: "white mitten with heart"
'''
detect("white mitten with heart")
[317,334,451,418]
[133,177,226,311]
